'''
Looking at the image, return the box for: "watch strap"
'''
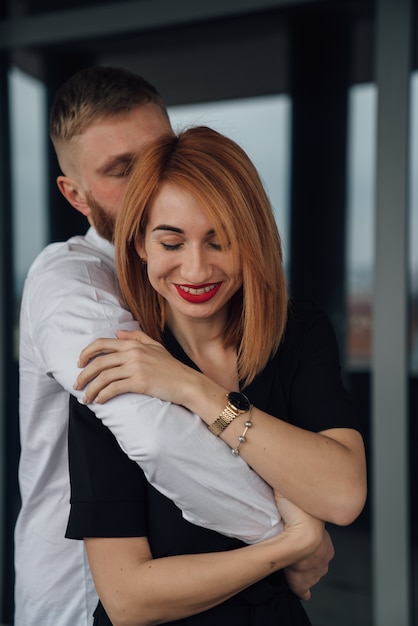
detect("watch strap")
[208,394,249,436]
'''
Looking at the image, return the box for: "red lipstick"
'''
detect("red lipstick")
[175,282,222,303]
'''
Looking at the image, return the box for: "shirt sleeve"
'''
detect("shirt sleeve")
[66,396,147,539]
[26,238,281,544]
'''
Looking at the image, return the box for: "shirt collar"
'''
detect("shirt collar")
[84,226,115,261]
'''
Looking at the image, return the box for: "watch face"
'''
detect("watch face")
[228,391,250,412]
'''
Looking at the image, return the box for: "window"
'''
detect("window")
[9,67,47,302]
[345,83,377,370]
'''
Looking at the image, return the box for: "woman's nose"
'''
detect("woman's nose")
[181,246,211,283]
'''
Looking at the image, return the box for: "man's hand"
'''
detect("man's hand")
[75,330,198,406]
[283,529,334,600]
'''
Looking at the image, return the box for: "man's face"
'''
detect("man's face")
[74,104,172,241]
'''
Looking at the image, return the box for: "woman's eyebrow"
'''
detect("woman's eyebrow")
[152,225,183,234]
[152,225,216,236]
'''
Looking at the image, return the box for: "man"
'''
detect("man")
[15,66,333,626]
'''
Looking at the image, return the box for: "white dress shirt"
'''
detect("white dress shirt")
[15,227,281,626]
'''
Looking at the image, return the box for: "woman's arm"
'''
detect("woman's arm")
[85,493,323,626]
[75,331,366,526]
[144,360,365,526]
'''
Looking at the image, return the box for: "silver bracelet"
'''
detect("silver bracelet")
[231,408,253,456]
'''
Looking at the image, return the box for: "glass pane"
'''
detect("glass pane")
[345,83,377,371]
[9,67,47,302]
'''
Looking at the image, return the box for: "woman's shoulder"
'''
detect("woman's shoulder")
[283,299,332,344]
[275,299,340,375]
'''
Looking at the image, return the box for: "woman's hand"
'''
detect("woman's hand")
[284,529,334,601]
[74,329,198,405]
[273,489,324,562]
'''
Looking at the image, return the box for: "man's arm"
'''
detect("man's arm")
[27,241,281,543]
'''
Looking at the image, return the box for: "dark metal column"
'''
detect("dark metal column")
[288,8,351,354]
[0,54,20,624]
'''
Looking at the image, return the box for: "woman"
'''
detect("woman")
[69,126,367,625]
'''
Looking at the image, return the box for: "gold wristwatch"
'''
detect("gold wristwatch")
[208,391,251,436]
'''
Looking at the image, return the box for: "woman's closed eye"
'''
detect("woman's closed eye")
[160,241,183,251]
[158,240,223,252]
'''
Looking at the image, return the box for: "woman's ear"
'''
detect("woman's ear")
[134,238,147,263]
[56,175,91,217]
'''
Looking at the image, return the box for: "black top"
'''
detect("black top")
[66,301,362,625]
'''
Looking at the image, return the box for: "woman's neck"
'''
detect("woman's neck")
[166,310,239,391]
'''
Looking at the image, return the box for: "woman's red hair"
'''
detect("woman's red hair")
[115,126,288,385]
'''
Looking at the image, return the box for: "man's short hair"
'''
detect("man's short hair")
[49,66,168,143]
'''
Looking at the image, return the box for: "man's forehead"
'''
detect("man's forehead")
[76,106,171,172]
[84,105,169,135]
[82,109,169,149]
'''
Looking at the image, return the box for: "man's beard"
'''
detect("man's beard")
[86,192,116,243]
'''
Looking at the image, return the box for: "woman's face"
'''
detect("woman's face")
[137,182,243,326]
